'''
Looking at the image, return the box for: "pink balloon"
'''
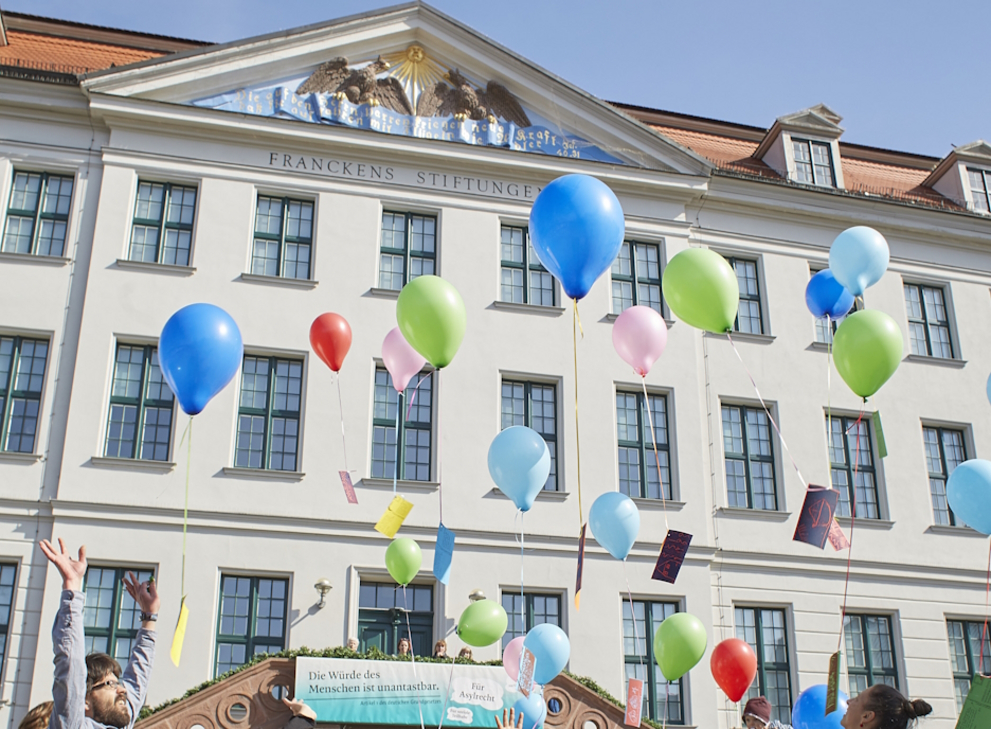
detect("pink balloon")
[503,636,525,682]
[382,327,427,393]
[612,305,668,376]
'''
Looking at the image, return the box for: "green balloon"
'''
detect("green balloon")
[662,248,739,333]
[654,612,707,681]
[385,538,422,586]
[457,599,508,647]
[833,310,904,398]
[396,275,467,369]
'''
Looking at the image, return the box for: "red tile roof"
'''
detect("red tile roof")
[0,29,167,74]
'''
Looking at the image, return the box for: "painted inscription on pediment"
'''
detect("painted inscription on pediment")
[191,45,624,164]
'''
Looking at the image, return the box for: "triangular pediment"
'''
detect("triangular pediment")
[775,103,844,135]
[81,3,710,174]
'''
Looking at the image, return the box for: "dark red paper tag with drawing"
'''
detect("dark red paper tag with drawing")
[793,485,838,549]
[339,470,358,504]
[575,523,586,610]
[624,678,644,726]
[652,530,692,584]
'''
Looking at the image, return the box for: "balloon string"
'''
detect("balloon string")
[436,369,443,525]
[623,561,644,671]
[521,511,526,640]
[641,376,670,534]
[836,404,865,653]
[437,654,457,729]
[336,374,349,474]
[572,300,583,527]
[405,373,429,422]
[177,415,192,597]
[725,332,807,490]
[402,584,426,729]
[393,391,402,496]
[826,315,834,480]
[980,540,991,675]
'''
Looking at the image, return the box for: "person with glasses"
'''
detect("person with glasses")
[41,538,160,729]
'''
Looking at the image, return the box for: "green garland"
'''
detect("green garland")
[139,649,661,729]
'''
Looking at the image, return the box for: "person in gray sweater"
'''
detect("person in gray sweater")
[41,539,159,729]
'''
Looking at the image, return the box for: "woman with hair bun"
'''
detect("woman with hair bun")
[840,684,932,729]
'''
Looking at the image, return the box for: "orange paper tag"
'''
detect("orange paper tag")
[518,648,536,697]
[624,678,644,726]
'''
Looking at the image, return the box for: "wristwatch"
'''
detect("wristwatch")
[139,612,158,622]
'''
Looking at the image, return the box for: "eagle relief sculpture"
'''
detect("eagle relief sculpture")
[296,56,413,114]
[295,56,531,128]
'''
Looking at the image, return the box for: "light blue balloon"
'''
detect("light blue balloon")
[488,427,551,512]
[523,624,570,685]
[828,226,889,296]
[529,175,625,300]
[791,684,848,729]
[159,303,243,416]
[986,372,991,408]
[805,269,854,320]
[588,492,640,560]
[512,689,547,729]
[947,459,991,534]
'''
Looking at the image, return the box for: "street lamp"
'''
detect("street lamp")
[314,578,333,608]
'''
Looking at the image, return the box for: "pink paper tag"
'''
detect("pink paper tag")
[339,470,358,504]
[518,648,536,697]
[827,519,850,550]
[624,678,644,726]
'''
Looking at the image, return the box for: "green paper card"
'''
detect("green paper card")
[874,411,887,458]
[956,674,991,728]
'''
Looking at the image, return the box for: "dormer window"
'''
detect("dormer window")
[793,139,835,187]
[967,168,991,212]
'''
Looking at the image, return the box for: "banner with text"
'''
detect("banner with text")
[295,657,522,727]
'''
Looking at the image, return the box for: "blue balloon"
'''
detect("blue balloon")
[529,175,625,300]
[828,226,889,296]
[488,427,551,512]
[512,689,546,729]
[523,624,570,685]
[986,372,991,408]
[806,269,854,320]
[791,684,848,729]
[947,459,991,534]
[159,303,243,416]
[588,492,640,560]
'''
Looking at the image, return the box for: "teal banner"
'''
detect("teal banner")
[295,657,523,727]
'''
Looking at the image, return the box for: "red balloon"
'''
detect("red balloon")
[710,638,757,702]
[309,313,352,372]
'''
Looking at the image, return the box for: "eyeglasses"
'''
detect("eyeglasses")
[90,678,123,693]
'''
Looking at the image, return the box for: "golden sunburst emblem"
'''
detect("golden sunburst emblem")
[383,44,448,110]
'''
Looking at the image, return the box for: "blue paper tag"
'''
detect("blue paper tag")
[433,523,455,585]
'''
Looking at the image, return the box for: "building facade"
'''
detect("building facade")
[2,4,991,729]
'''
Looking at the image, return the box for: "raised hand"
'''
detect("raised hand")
[494,708,524,729]
[123,572,160,616]
[40,539,87,591]
[283,696,316,720]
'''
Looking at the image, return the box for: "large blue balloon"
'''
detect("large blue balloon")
[512,689,547,729]
[986,372,991,408]
[159,304,243,416]
[806,269,854,320]
[523,624,570,685]
[791,684,848,729]
[588,492,640,560]
[488,427,551,512]
[529,175,625,300]
[828,226,889,297]
[947,459,991,534]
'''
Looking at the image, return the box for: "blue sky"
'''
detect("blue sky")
[8,0,989,159]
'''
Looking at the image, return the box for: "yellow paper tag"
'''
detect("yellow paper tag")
[374,496,414,538]
[170,597,189,667]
